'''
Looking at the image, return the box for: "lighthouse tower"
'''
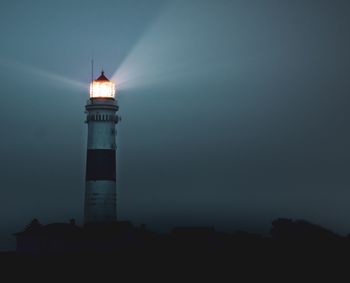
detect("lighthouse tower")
[84,71,119,224]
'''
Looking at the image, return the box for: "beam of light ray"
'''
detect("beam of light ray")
[111,1,189,91]
[112,0,238,93]
[0,58,86,90]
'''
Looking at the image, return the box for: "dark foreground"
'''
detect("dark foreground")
[2,218,350,278]
[1,241,350,280]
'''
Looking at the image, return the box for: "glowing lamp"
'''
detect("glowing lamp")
[90,71,116,99]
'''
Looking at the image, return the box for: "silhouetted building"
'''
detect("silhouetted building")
[14,219,81,255]
[14,219,147,255]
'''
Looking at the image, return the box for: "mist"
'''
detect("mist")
[1,0,350,250]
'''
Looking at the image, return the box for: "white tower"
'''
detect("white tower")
[84,71,119,224]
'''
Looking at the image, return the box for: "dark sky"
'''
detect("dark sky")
[1,0,350,250]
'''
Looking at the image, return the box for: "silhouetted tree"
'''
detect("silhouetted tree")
[270,218,339,241]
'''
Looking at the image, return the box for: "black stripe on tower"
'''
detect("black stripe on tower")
[86,149,116,181]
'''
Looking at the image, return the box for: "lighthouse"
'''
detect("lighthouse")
[84,71,119,224]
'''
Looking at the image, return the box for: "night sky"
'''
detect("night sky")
[1,0,350,250]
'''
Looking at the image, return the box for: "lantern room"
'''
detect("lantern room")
[89,71,116,99]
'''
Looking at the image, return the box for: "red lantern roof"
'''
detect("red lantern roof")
[95,71,110,82]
